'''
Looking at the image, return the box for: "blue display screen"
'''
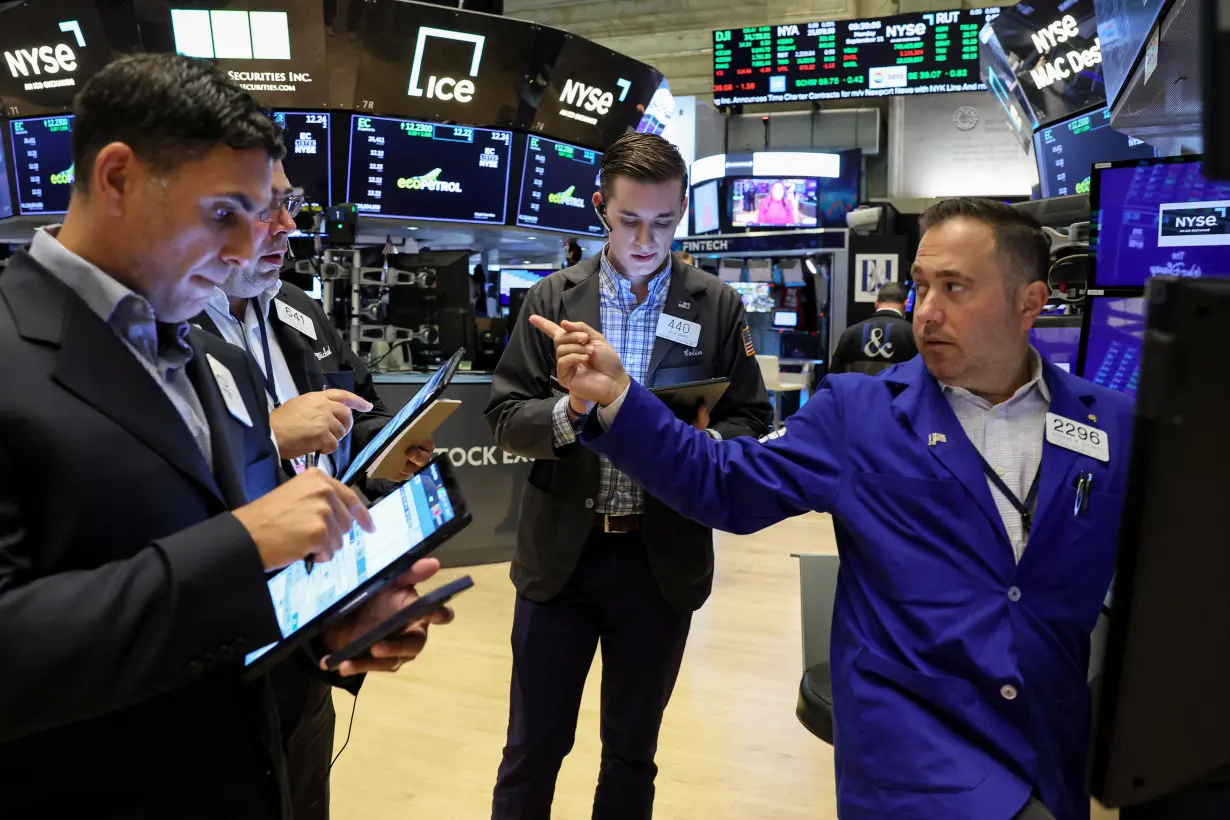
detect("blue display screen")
[1080,296,1145,396]
[1092,158,1230,287]
[1031,322,1081,372]
[1033,108,1154,199]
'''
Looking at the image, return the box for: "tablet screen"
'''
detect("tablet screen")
[245,462,457,665]
[340,349,464,485]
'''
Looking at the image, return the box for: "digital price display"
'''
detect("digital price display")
[273,111,332,207]
[516,135,604,236]
[10,115,75,215]
[346,115,513,224]
[713,7,1000,105]
[1033,108,1154,199]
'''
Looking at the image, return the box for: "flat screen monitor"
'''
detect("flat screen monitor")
[1090,156,1230,288]
[713,6,1001,105]
[346,115,513,224]
[1077,295,1146,396]
[773,309,799,328]
[10,115,74,215]
[693,180,720,234]
[1033,108,1155,199]
[728,282,773,313]
[273,111,332,208]
[1030,316,1082,372]
[1095,0,1169,111]
[731,178,818,229]
[516,135,604,236]
[499,268,552,306]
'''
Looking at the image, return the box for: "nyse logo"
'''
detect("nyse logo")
[558,77,631,116]
[5,19,86,79]
[171,9,291,60]
[854,253,898,303]
[408,27,484,103]
[1158,202,1230,248]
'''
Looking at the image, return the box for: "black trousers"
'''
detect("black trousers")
[492,531,693,820]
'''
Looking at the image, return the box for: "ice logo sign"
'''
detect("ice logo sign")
[408,27,485,103]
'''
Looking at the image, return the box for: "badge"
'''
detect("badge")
[206,354,253,428]
[274,299,317,341]
[655,313,700,347]
[741,325,755,357]
[1045,412,1109,462]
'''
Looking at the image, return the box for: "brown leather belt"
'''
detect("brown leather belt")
[593,513,642,533]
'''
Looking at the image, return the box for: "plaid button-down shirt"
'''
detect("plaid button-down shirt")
[551,251,671,515]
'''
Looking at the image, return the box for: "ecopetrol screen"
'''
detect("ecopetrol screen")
[1033,108,1154,199]
[10,115,74,215]
[1091,158,1230,287]
[346,115,513,224]
[516,135,604,236]
[713,6,1000,105]
[273,111,332,207]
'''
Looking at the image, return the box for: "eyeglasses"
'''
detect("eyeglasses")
[258,191,306,222]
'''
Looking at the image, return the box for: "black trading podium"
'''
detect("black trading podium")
[1089,276,1230,818]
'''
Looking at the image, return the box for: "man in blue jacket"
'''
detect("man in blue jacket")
[530,198,1133,820]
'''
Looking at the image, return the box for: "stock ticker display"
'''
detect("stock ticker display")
[516,135,605,236]
[10,115,74,215]
[713,7,1000,105]
[273,111,332,208]
[1033,108,1154,199]
[346,115,513,224]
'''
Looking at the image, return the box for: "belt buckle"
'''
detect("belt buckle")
[603,514,612,533]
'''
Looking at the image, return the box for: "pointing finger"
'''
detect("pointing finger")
[528,315,565,338]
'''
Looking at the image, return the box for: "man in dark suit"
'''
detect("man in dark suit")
[0,54,444,817]
[486,133,771,819]
[828,281,918,375]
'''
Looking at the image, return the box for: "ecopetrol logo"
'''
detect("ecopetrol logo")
[50,163,74,186]
[548,185,585,208]
[171,9,291,60]
[4,20,85,85]
[397,168,463,193]
[1158,201,1230,247]
[408,27,484,103]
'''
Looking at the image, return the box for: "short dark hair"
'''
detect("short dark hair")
[876,282,908,304]
[599,133,688,202]
[918,197,1051,289]
[71,53,285,193]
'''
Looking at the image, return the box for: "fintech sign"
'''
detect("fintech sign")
[159,0,328,107]
[10,115,75,215]
[713,7,999,105]
[0,0,131,116]
[346,114,512,225]
[516,135,604,236]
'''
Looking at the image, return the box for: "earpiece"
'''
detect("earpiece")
[594,201,611,232]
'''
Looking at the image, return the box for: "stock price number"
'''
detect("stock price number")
[306,114,329,126]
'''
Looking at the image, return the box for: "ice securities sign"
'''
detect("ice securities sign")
[164,0,328,107]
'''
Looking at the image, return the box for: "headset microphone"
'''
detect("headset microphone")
[594,201,611,232]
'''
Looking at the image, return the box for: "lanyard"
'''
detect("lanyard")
[979,457,1042,538]
[250,298,281,409]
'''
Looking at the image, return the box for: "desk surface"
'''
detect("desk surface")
[372,371,494,385]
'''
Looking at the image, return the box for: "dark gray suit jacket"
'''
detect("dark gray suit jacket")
[486,255,772,612]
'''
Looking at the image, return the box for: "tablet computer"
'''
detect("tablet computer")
[340,348,466,485]
[243,456,471,679]
[649,377,730,412]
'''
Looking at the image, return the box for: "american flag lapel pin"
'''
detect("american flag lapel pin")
[678,299,691,310]
[928,433,947,446]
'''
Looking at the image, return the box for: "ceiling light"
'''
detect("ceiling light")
[522,260,532,264]
[526,235,538,240]
[408,226,419,231]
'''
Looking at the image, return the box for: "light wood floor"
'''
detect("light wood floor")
[330,512,1117,819]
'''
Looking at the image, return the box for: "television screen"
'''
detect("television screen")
[693,180,720,234]
[1090,156,1230,288]
[731,178,818,228]
[1030,319,1082,372]
[773,310,799,328]
[516,135,605,236]
[10,115,74,215]
[713,6,1001,105]
[273,111,332,208]
[1033,108,1155,199]
[346,115,513,224]
[499,268,552,306]
[1095,0,1168,111]
[728,282,773,313]
[1078,295,1145,396]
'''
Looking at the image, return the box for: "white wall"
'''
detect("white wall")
[661,94,698,237]
[889,91,1039,199]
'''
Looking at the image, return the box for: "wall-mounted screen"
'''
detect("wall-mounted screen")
[1078,295,1145,396]
[1030,318,1082,372]
[273,110,332,207]
[693,180,720,234]
[713,7,1000,105]
[346,115,512,224]
[498,268,552,305]
[1090,156,1230,288]
[10,115,74,215]
[1033,108,1155,199]
[515,134,604,236]
[728,282,773,312]
[731,178,818,228]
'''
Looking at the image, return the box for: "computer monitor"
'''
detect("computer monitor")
[1090,155,1230,289]
[730,178,819,229]
[1033,107,1155,199]
[1030,315,1082,373]
[1090,275,1230,812]
[693,180,720,234]
[499,268,552,306]
[773,309,799,329]
[728,282,773,313]
[1076,294,1146,397]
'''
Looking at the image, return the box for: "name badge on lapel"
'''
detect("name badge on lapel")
[274,299,318,341]
[656,314,701,347]
[206,354,253,428]
[1045,412,1109,462]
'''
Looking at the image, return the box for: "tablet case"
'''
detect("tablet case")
[366,399,460,481]
[649,379,730,420]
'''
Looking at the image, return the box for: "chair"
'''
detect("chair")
[756,355,806,429]
[792,552,840,745]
